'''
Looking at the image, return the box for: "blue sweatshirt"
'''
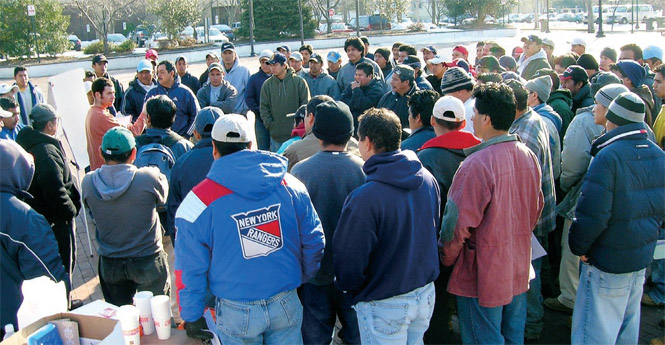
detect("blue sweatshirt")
[333,150,440,304]
[175,150,325,321]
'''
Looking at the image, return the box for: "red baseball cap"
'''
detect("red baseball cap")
[453,45,468,57]
[145,49,159,61]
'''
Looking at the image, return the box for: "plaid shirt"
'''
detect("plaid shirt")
[510,109,557,238]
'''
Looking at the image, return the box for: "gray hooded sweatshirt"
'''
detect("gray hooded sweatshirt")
[82,164,167,258]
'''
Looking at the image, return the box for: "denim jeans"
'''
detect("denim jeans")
[215,289,303,345]
[269,138,284,153]
[525,248,544,337]
[254,117,271,151]
[571,263,645,345]
[299,283,360,345]
[99,250,170,306]
[354,282,435,345]
[456,292,526,345]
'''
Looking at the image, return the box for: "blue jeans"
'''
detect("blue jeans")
[269,138,283,153]
[299,283,359,344]
[456,293,527,345]
[525,257,543,337]
[99,251,170,306]
[571,263,645,345]
[254,117,271,151]
[354,282,435,345]
[215,289,303,345]
[648,228,665,304]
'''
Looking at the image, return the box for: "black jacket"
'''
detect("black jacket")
[15,127,81,225]
[180,72,201,95]
[123,77,155,122]
[340,77,385,129]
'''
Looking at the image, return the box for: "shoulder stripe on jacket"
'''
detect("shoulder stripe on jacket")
[176,178,233,223]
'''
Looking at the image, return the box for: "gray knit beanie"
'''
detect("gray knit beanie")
[605,91,645,125]
[440,67,474,95]
[594,84,630,108]
[524,76,552,103]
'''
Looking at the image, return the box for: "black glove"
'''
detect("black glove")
[185,317,214,340]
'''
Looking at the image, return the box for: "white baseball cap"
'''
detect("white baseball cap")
[569,38,586,46]
[0,83,19,95]
[0,108,12,118]
[428,55,446,65]
[433,96,465,122]
[289,52,303,61]
[212,114,251,143]
[259,49,273,61]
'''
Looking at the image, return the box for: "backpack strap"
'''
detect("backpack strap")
[161,131,184,148]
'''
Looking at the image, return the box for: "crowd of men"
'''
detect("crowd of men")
[1,33,664,345]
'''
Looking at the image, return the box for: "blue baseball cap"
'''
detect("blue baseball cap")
[268,53,287,65]
[327,51,342,63]
[137,59,153,72]
[644,45,663,61]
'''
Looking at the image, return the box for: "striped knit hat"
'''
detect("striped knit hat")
[595,84,630,108]
[440,67,475,95]
[605,91,645,126]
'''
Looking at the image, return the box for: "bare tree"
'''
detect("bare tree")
[308,0,343,33]
[219,0,242,25]
[72,0,143,55]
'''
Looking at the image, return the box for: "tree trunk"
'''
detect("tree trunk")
[587,0,594,32]
[431,0,436,24]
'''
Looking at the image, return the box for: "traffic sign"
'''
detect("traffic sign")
[328,8,335,17]
[27,5,36,16]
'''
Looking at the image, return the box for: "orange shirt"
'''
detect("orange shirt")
[85,105,146,171]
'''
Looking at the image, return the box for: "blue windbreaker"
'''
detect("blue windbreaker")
[174,150,325,322]
[145,75,200,137]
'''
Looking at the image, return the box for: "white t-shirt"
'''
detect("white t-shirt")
[463,97,475,134]
[18,87,34,119]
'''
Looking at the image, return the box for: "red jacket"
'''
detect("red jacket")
[440,134,543,307]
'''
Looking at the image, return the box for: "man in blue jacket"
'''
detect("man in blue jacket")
[145,61,200,138]
[123,60,156,122]
[1,140,68,334]
[569,92,665,345]
[220,43,250,115]
[175,114,325,343]
[333,108,440,344]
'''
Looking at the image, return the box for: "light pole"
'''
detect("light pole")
[249,0,255,56]
[545,0,550,32]
[298,0,304,45]
[597,0,604,37]
[355,0,360,37]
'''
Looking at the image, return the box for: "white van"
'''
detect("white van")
[608,4,658,24]
[583,6,615,24]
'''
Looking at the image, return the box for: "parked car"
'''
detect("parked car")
[67,34,81,51]
[130,25,154,47]
[349,15,391,30]
[607,4,657,24]
[180,26,195,39]
[196,27,229,44]
[554,13,582,23]
[145,32,168,49]
[210,24,235,41]
[107,34,128,44]
[317,22,353,34]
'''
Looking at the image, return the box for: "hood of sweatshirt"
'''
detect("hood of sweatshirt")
[207,150,288,200]
[363,150,424,190]
[90,164,137,200]
[0,140,34,198]
[548,89,573,107]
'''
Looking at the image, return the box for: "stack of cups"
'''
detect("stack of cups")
[133,291,155,335]
[150,295,172,340]
[117,305,140,345]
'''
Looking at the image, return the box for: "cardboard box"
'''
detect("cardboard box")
[0,313,117,345]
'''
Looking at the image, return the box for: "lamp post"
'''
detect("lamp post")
[355,0,360,37]
[597,0,604,37]
[249,0,255,56]
[298,0,304,45]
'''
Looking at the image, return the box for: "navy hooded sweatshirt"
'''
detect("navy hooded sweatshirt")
[333,150,440,304]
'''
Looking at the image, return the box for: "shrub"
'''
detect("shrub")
[114,39,136,53]
[83,41,106,54]
[408,22,425,32]
[177,37,196,47]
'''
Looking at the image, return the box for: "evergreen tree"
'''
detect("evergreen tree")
[238,0,316,41]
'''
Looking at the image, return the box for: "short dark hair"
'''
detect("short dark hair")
[359,36,370,45]
[158,60,176,75]
[654,64,665,78]
[344,37,365,56]
[84,70,95,79]
[434,117,464,131]
[534,68,560,90]
[102,149,133,164]
[33,119,53,132]
[355,62,374,78]
[554,53,577,70]
[0,97,18,111]
[609,63,624,77]
[212,140,250,157]
[357,108,402,153]
[620,43,643,61]
[307,95,334,116]
[392,42,405,50]
[145,95,176,129]
[473,82,516,131]
[299,44,313,54]
[503,79,528,112]
[489,45,505,57]
[477,73,502,84]
[14,66,27,77]
[407,90,438,128]
[477,41,486,48]
[398,44,417,56]
[91,77,113,97]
